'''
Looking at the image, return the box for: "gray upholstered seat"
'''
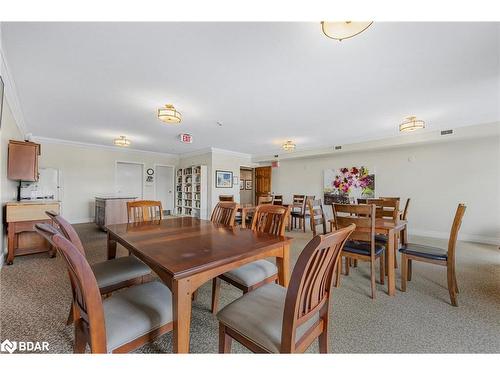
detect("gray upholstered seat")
[216,283,319,353]
[223,259,278,287]
[103,281,173,352]
[91,256,151,289]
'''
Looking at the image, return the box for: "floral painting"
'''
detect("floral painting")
[323,166,375,205]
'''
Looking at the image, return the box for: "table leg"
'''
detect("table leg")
[387,229,395,296]
[172,278,193,353]
[241,208,247,229]
[276,243,290,287]
[7,224,15,265]
[107,232,117,260]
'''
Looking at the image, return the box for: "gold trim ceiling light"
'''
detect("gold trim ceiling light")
[114,136,131,147]
[282,140,296,152]
[321,21,373,41]
[399,116,426,132]
[158,104,182,124]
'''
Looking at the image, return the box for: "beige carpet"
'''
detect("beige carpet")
[1,223,499,353]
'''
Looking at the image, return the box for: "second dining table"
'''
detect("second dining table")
[106,216,292,353]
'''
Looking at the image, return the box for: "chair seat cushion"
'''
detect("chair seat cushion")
[343,241,384,256]
[399,243,448,261]
[217,283,319,353]
[374,234,388,243]
[103,281,172,352]
[223,260,278,287]
[92,256,151,289]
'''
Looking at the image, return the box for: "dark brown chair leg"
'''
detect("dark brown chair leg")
[219,323,232,353]
[401,255,408,292]
[370,258,376,299]
[379,253,385,285]
[353,259,358,267]
[454,272,459,293]
[345,257,350,275]
[211,278,221,314]
[447,266,458,307]
[407,259,412,281]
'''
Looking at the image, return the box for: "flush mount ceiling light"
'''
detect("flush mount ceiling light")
[158,104,181,124]
[399,116,426,132]
[321,21,373,41]
[113,136,131,147]
[282,140,296,152]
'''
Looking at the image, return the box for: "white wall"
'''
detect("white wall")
[271,136,500,244]
[36,140,179,223]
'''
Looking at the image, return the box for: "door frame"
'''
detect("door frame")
[154,163,176,214]
[114,160,145,199]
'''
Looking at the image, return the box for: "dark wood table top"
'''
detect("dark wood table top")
[106,217,292,279]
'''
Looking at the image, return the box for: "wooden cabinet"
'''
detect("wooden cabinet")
[95,197,137,231]
[7,140,41,181]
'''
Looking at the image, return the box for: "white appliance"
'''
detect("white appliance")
[20,167,62,201]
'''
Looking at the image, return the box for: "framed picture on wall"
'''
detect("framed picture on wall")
[240,179,244,190]
[245,180,253,190]
[216,170,233,188]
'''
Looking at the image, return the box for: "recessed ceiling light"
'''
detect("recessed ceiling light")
[321,21,373,41]
[399,116,425,132]
[114,136,131,147]
[158,104,181,124]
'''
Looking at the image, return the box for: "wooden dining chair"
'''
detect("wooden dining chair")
[45,211,152,324]
[273,195,284,205]
[219,195,235,202]
[211,202,238,226]
[291,195,315,232]
[216,224,355,353]
[401,198,411,220]
[127,200,163,223]
[400,203,466,306]
[211,204,290,314]
[333,204,385,299]
[308,198,327,236]
[257,195,273,205]
[35,223,173,353]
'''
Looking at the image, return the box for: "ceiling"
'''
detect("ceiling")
[2,22,499,156]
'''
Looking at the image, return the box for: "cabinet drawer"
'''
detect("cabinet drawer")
[6,203,60,222]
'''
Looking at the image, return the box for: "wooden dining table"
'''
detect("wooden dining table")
[329,218,408,296]
[106,217,292,353]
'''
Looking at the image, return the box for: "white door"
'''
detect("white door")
[116,162,143,198]
[155,165,174,215]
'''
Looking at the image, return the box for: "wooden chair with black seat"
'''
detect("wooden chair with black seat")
[400,203,466,307]
[291,195,315,232]
[127,200,163,223]
[216,224,355,353]
[211,201,239,226]
[45,211,152,325]
[308,198,327,236]
[211,204,290,314]
[35,223,173,353]
[219,195,235,202]
[333,204,385,299]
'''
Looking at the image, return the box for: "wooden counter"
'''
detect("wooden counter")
[5,201,61,265]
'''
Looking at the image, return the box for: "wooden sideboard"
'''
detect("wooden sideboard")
[95,196,137,231]
[5,201,60,265]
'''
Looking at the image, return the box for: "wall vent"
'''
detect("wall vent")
[441,129,453,136]
[334,145,342,150]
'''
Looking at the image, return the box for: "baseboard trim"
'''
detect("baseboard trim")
[410,229,499,246]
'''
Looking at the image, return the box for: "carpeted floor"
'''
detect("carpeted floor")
[1,222,499,353]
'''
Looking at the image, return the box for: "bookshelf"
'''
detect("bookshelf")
[175,165,208,219]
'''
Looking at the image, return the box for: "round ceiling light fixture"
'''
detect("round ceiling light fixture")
[158,104,182,124]
[321,21,373,41]
[113,135,131,147]
[399,116,426,132]
[282,140,296,152]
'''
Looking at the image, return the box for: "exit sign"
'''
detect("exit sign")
[179,133,193,144]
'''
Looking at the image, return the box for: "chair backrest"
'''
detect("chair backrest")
[219,195,234,202]
[332,204,376,254]
[34,223,107,353]
[273,195,283,205]
[210,202,238,226]
[379,197,400,202]
[308,199,326,236]
[447,203,467,263]
[401,198,411,220]
[127,200,163,223]
[251,204,289,236]
[366,198,399,220]
[46,210,85,254]
[257,195,273,205]
[281,225,355,352]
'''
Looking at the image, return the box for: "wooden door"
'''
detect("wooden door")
[254,166,272,203]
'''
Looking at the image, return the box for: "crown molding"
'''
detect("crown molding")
[32,136,180,159]
[0,27,28,137]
